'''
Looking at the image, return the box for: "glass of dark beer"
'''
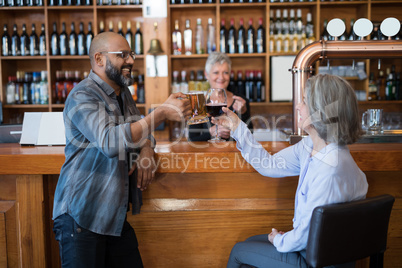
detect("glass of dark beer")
[186,91,209,125]
[205,88,228,142]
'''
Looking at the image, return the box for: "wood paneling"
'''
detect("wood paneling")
[0,201,18,268]
[16,175,47,268]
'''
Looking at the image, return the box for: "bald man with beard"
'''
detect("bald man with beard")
[52,32,191,268]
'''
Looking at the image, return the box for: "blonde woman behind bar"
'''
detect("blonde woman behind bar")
[212,74,368,268]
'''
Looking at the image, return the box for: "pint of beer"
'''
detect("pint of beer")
[186,91,209,125]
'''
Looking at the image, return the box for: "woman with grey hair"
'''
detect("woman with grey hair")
[213,74,368,268]
[188,52,253,141]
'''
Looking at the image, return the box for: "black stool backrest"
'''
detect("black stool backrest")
[306,194,395,268]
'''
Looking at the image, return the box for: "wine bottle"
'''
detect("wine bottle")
[125,21,133,50]
[20,23,30,56]
[171,71,180,93]
[51,22,59,55]
[227,18,236,54]
[289,9,295,35]
[1,24,11,56]
[237,18,246,54]
[386,65,396,100]
[22,72,32,104]
[117,21,124,36]
[274,9,282,36]
[137,74,145,103]
[134,22,143,55]
[180,70,188,93]
[59,22,68,56]
[108,21,114,32]
[206,18,216,54]
[256,18,265,53]
[246,18,255,53]
[86,22,94,54]
[29,23,39,56]
[183,19,192,55]
[172,20,182,55]
[295,9,302,35]
[77,22,85,56]
[195,18,204,54]
[15,71,23,104]
[228,70,236,94]
[39,23,46,56]
[256,70,265,102]
[219,19,227,53]
[281,9,289,36]
[69,22,77,55]
[6,76,17,104]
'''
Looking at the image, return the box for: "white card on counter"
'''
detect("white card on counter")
[20,112,66,146]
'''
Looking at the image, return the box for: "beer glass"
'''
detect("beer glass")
[205,88,228,142]
[186,91,209,125]
[362,109,383,135]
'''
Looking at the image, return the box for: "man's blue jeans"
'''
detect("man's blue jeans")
[53,213,143,268]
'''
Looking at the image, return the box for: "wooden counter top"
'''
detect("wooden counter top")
[1,142,402,174]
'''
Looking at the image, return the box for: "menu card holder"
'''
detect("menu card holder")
[20,112,66,146]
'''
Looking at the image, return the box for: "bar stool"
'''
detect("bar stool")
[239,194,395,268]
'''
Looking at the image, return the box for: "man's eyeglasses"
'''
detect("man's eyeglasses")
[101,51,136,61]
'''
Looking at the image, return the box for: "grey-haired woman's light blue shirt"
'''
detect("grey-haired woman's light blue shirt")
[232,121,368,253]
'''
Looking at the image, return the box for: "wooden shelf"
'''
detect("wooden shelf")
[3,104,49,108]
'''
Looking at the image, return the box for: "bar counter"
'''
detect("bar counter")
[0,141,401,268]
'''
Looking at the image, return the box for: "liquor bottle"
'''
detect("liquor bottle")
[86,22,94,55]
[237,18,246,54]
[51,22,59,55]
[59,22,68,56]
[321,20,330,41]
[269,9,274,35]
[219,19,227,53]
[188,71,196,92]
[2,24,11,56]
[20,24,30,56]
[54,71,63,103]
[347,19,356,41]
[69,22,77,55]
[281,9,289,36]
[180,70,188,93]
[40,71,49,104]
[6,76,16,104]
[237,70,245,96]
[29,23,39,56]
[395,73,401,100]
[195,18,205,54]
[256,18,265,53]
[227,18,236,54]
[183,19,192,55]
[108,21,114,32]
[274,9,282,36]
[30,72,40,104]
[39,23,46,56]
[130,70,139,101]
[117,21,124,36]
[134,22,143,55]
[246,18,255,53]
[368,72,378,101]
[171,71,180,93]
[58,0,63,6]
[296,9,303,35]
[386,66,396,100]
[77,22,85,56]
[289,9,295,35]
[206,18,216,54]
[99,21,105,33]
[172,20,182,55]
[125,21,133,50]
[376,70,385,100]
[15,71,24,104]
[64,71,74,97]
[22,72,32,104]
[137,74,145,103]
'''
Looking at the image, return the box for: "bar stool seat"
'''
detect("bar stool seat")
[239,194,395,268]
